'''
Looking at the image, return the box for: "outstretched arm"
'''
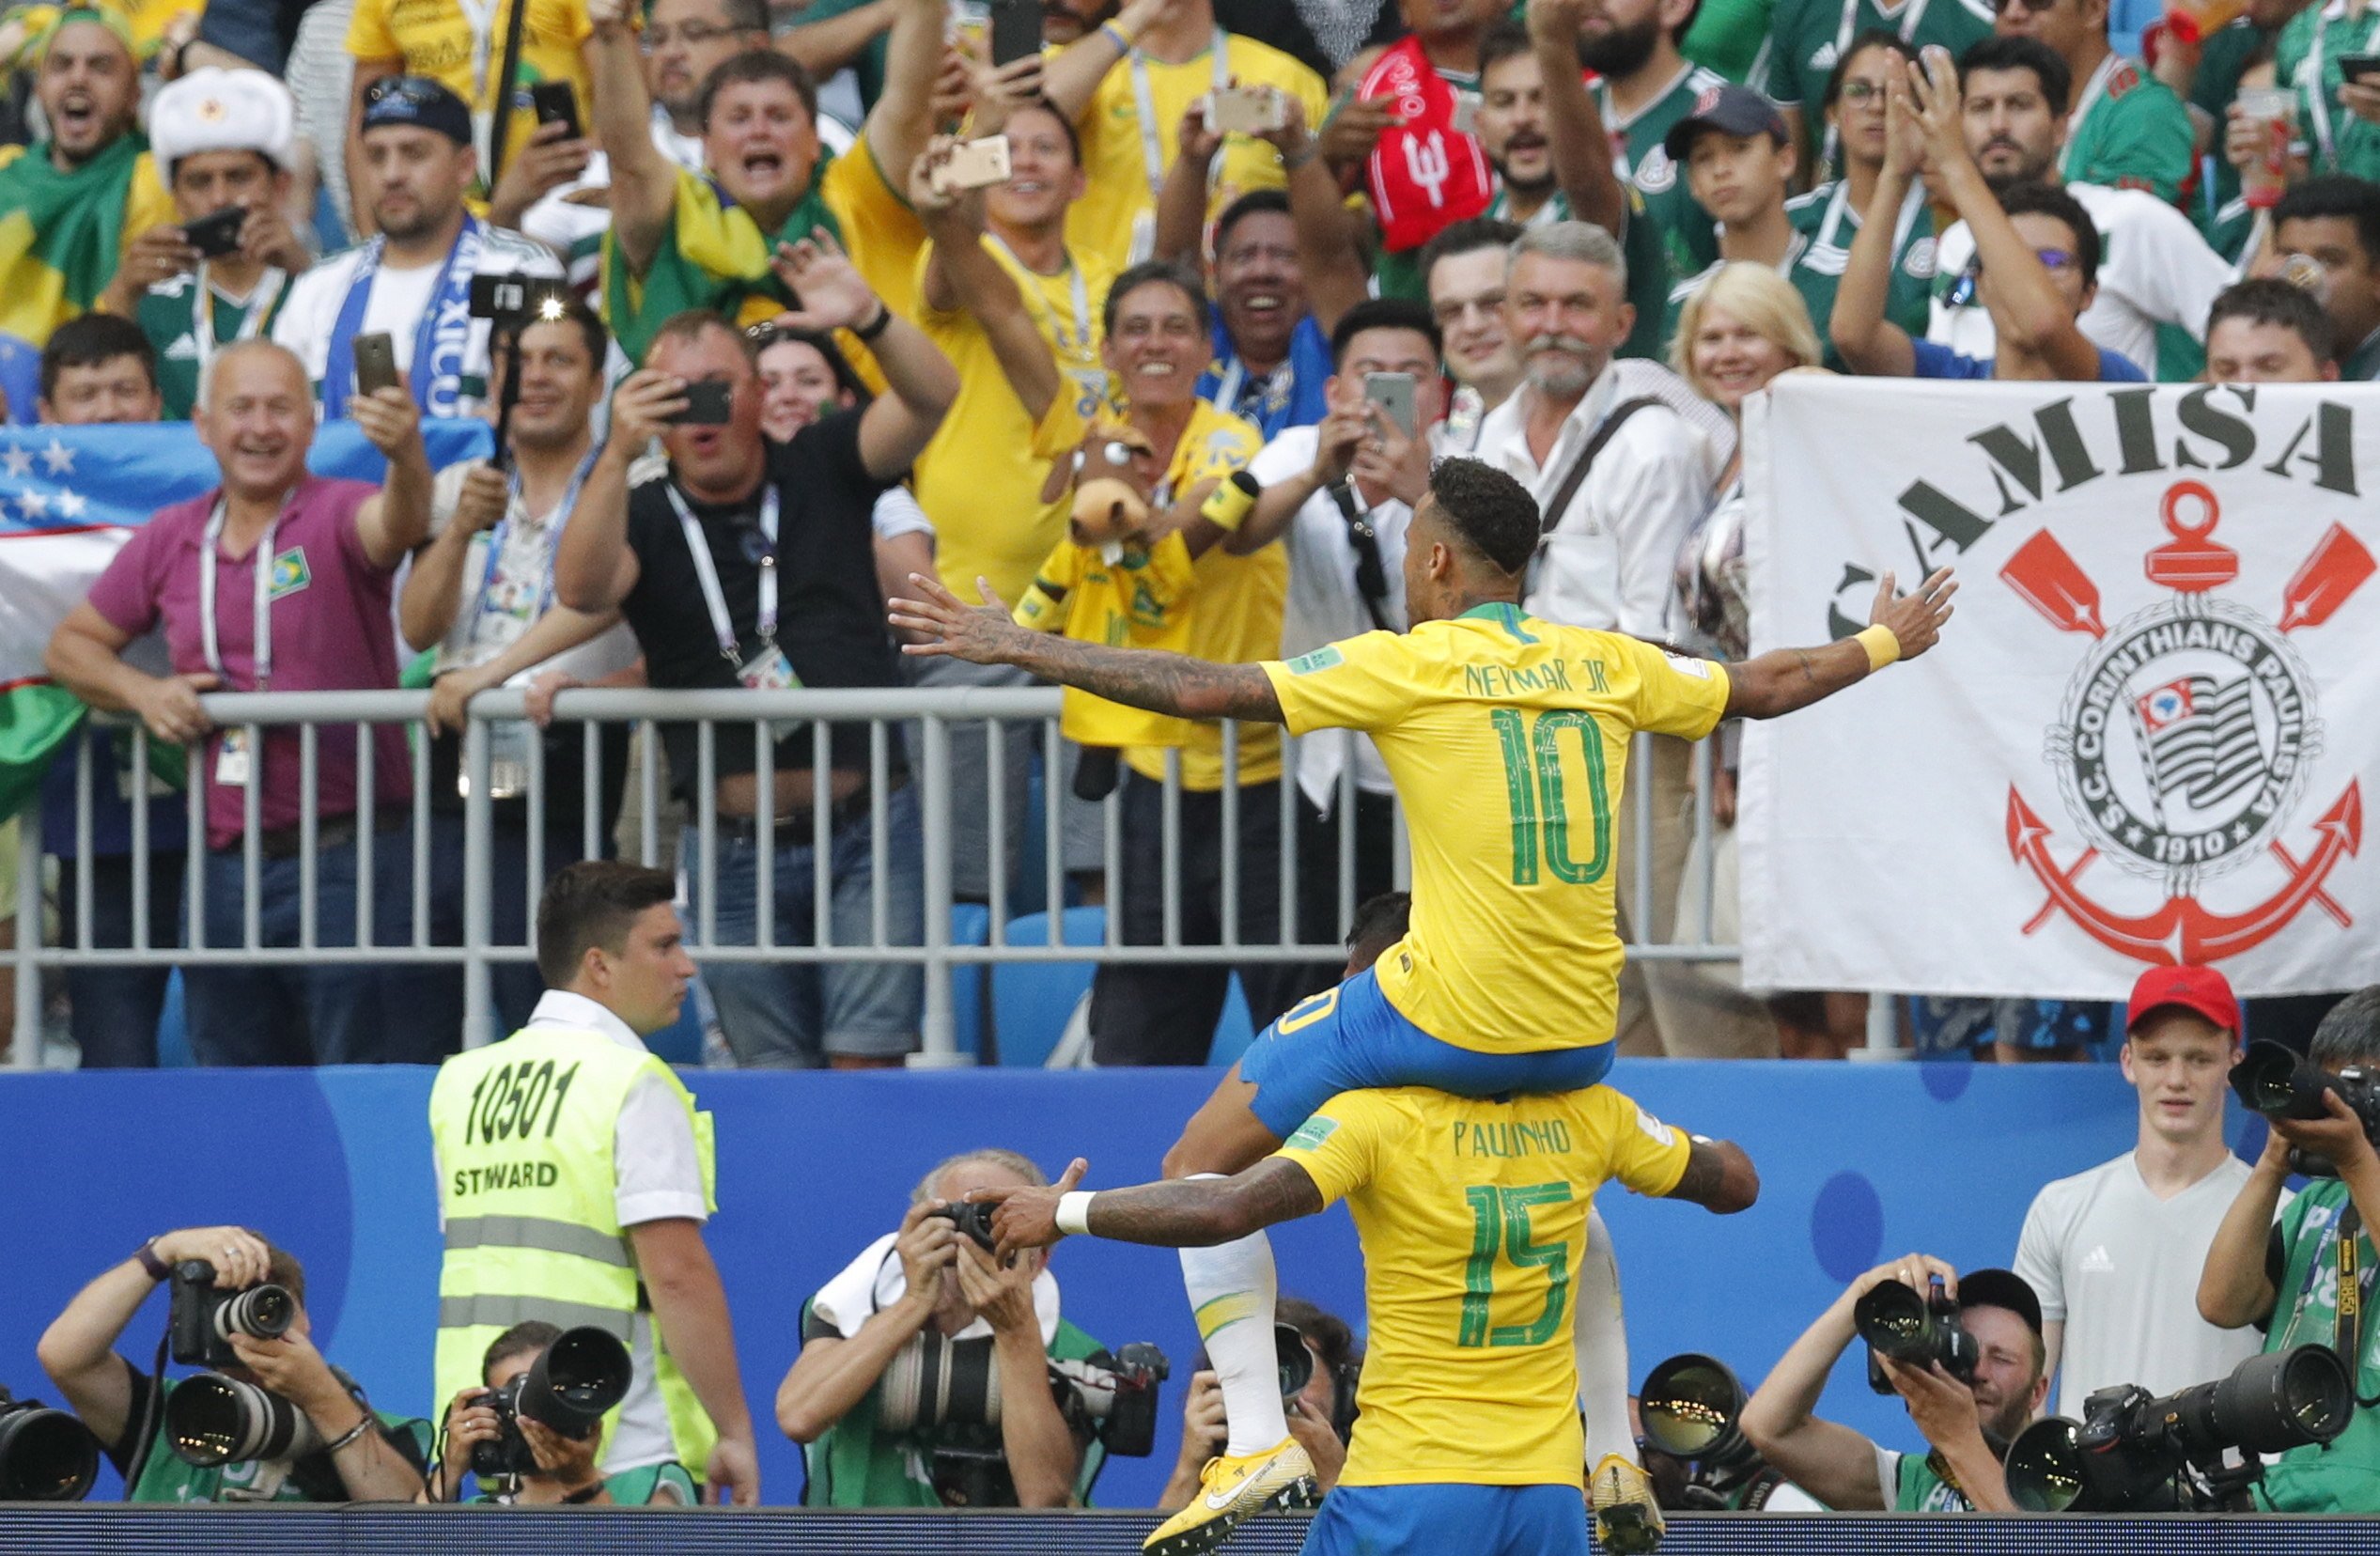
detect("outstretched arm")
[976,1157,1325,1259]
[1722,568,1953,720]
[889,572,1285,723]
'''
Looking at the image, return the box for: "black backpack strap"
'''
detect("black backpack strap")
[1538,396,1665,537]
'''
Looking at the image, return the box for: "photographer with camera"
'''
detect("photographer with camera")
[35,1226,429,1502]
[776,1149,1115,1507]
[429,1321,692,1505]
[1739,1259,2049,1511]
[2198,985,2380,1512]
[1159,1297,1358,1512]
[1637,1352,1825,1512]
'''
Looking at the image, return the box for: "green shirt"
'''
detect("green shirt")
[134,268,290,421]
[122,1372,432,1503]
[1478,185,1672,362]
[1594,62,1728,288]
[2278,0,2380,182]
[2346,326,2380,380]
[2191,18,2279,226]
[2061,54,2199,205]
[1764,0,1994,140]
[1684,0,1777,82]
[474,1460,698,1505]
[2255,1178,2380,1512]
[1886,1446,1974,1512]
[799,1303,1112,1508]
[1784,179,1937,362]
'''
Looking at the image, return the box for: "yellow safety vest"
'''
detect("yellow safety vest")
[428,1025,720,1475]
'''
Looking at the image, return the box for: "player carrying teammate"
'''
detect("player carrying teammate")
[888,458,1954,1553]
[969,1076,1758,1556]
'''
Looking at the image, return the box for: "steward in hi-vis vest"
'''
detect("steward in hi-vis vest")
[428,861,761,1504]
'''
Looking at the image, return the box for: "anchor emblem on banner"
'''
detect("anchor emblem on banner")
[2000,480,2370,967]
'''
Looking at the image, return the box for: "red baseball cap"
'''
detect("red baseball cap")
[2125,964,2241,1037]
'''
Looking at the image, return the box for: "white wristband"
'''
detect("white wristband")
[1054,1190,1097,1237]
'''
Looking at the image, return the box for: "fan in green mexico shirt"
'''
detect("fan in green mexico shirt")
[1765,0,1996,163]
[2278,0,2380,183]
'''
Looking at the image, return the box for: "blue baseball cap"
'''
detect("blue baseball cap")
[360,75,474,147]
[1662,83,1791,162]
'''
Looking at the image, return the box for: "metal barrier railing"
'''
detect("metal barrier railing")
[8,686,1741,1067]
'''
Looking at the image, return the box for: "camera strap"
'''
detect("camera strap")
[2331,1207,2380,1406]
[1322,480,1392,632]
[1533,397,1662,558]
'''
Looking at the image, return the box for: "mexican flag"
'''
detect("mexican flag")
[0,417,494,820]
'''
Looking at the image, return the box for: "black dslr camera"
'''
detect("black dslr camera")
[169,1260,297,1368]
[470,1327,634,1479]
[1853,1276,1977,1394]
[931,1201,1000,1253]
[2231,1040,2380,1177]
[2006,1346,2353,1512]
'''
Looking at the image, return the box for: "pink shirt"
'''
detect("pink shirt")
[86,475,412,850]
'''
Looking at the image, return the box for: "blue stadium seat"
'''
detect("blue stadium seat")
[992,907,1106,1066]
[949,902,990,1060]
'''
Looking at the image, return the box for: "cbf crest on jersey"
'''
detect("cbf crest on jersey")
[1739,379,2375,1000]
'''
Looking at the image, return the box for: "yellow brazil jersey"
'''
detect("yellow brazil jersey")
[1276,1084,1692,1487]
[1121,399,1283,790]
[346,0,595,172]
[911,236,1115,608]
[1013,528,1195,749]
[1066,32,1329,275]
[1261,605,1729,1051]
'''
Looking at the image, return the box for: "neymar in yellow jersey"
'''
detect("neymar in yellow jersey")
[972,1085,1759,1556]
[891,456,1953,1551]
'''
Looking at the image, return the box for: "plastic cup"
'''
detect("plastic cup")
[2237,86,2297,210]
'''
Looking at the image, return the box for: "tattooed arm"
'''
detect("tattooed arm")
[888,571,1286,724]
[977,1159,1325,1259]
[1663,1139,1760,1215]
[1722,567,1956,721]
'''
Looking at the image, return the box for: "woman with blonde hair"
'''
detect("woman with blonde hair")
[1666,265,1862,1059]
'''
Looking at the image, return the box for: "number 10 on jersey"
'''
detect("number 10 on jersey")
[1490,708,1613,886]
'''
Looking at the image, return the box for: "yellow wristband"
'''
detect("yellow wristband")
[1855,624,1901,672]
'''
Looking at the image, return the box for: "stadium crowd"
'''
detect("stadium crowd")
[2,0,2364,1073]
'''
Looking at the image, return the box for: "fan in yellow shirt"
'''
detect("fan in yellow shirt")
[1034,0,1328,272]
[970,1078,1758,1556]
[346,0,597,184]
[889,454,1955,1555]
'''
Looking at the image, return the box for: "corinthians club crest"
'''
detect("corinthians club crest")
[2004,481,2369,967]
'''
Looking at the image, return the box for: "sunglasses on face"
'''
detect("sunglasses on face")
[1990,0,2061,15]
[1947,248,2078,305]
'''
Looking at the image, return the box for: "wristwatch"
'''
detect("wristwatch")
[134,1240,172,1282]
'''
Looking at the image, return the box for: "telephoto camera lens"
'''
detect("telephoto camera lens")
[2005,1346,2353,1513]
[1639,1353,1751,1464]
[520,1326,633,1435]
[1275,1323,1314,1400]
[0,1393,100,1501]
[878,1331,1003,1432]
[215,1284,297,1344]
[2231,1040,2338,1120]
[1852,1283,1934,1359]
[165,1374,324,1468]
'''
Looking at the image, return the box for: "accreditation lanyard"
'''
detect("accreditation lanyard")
[2306,6,2380,168]
[667,479,781,664]
[472,448,599,639]
[986,234,1092,357]
[1129,29,1232,202]
[190,263,287,397]
[198,497,287,692]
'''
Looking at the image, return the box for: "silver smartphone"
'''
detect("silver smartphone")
[1364,371,1417,438]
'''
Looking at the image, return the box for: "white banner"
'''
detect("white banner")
[1740,377,2379,999]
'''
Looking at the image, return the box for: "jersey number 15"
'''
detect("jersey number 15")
[1460,1181,1574,1348]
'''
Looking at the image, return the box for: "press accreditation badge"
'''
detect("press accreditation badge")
[214,728,252,787]
[739,646,806,743]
